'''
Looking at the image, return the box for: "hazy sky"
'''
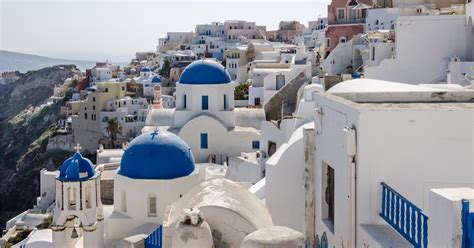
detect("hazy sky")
[0,0,329,62]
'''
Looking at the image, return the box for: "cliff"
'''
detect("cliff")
[0,65,79,231]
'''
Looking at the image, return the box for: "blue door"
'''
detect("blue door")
[202,95,209,110]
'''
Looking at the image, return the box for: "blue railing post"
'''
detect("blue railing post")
[462,199,471,248]
[379,182,428,248]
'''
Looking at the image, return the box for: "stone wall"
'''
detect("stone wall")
[101,178,114,205]
[264,71,308,121]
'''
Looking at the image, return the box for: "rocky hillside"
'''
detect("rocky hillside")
[0,65,77,122]
[0,66,79,231]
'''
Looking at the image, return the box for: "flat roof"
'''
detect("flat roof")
[327,79,474,104]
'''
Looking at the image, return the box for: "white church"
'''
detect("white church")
[145,59,264,163]
[36,130,305,248]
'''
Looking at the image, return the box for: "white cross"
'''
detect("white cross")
[74,143,82,152]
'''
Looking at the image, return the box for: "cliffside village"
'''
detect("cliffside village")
[2,0,474,247]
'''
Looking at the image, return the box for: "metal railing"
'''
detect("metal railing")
[329,18,365,25]
[380,182,428,248]
[145,225,162,248]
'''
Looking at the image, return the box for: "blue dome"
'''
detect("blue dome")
[141,67,151,72]
[119,130,195,180]
[58,152,96,182]
[151,76,161,83]
[179,59,232,85]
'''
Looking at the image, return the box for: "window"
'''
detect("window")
[102,117,109,123]
[268,141,277,157]
[276,75,285,90]
[183,94,187,109]
[122,86,125,91]
[148,195,157,217]
[92,105,95,111]
[92,97,96,102]
[252,141,260,150]
[223,94,227,110]
[85,186,92,209]
[322,162,335,232]
[200,133,208,149]
[339,37,347,43]
[67,187,76,210]
[326,38,331,49]
[255,97,261,106]
[372,46,376,61]
[337,8,346,20]
[121,190,127,212]
[84,113,88,119]
[202,95,209,110]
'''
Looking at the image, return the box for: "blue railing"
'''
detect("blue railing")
[145,225,162,248]
[380,182,428,248]
[462,200,474,248]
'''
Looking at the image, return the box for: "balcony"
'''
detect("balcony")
[329,18,365,25]
[380,182,428,248]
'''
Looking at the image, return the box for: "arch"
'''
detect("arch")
[67,186,77,210]
[85,185,93,209]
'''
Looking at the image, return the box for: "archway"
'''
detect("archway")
[352,48,363,72]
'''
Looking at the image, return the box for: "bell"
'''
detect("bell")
[71,227,79,239]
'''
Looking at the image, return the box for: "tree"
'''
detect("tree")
[106,118,122,148]
[234,81,251,100]
[159,59,171,79]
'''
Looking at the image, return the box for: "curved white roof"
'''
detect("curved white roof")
[164,178,273,230]
[25,229,52,248]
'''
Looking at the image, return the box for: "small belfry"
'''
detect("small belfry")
[51,145,104,248]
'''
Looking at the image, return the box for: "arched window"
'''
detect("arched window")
[67,187,77,210]
[121,190,127,213]
[85,185,92,209]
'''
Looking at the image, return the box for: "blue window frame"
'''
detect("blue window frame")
[200,133,208,149]
[223,94,227,110]
[202,95,209,110]
[183,94,187,109]
[252,140,260,149]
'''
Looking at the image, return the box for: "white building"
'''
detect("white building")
[51,151,104,248]
[107,130,201,240]
[145,59,264,163]
[365,8,400,31]
[365,9,473,85]
[311,79,474,247]
[132,67,161,97]
[100,96,149,139]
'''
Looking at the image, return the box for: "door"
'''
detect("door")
[255,97,261,106]
[276,75,285,90]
